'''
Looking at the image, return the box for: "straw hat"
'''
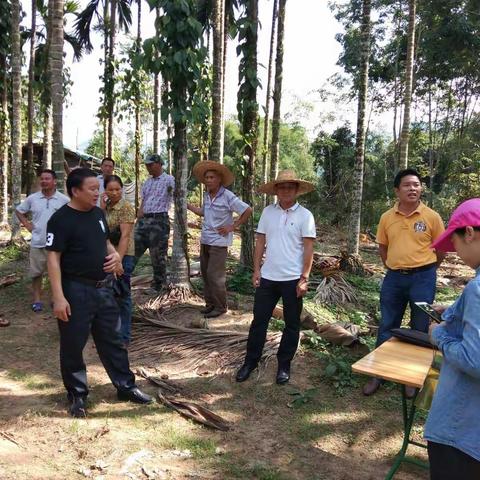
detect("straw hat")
[192,160,234,187]
[258,169,314,196]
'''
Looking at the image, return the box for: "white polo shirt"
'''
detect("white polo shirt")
[17,190,70,248]
[257,202,316,281]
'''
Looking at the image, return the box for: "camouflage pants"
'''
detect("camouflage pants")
[134,214,170,290]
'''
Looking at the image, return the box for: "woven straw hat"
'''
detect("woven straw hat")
[192,160,234,187]
[258,169,314,196]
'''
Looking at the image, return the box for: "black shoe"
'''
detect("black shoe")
[200,305,214,314]
[204,309,227,319]
[276,366,290,385]
[236,363,256,383]
[69,396,87,418]
[117,387,153,404]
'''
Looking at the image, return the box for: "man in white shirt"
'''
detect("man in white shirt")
[16,169,70,312]
[96,157,115,206]
[236,170,316,384]
[188,161,252,318]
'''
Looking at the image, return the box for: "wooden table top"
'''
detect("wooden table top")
[352,338,436,388]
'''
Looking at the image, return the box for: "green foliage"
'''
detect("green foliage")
[315,346,360,396]
[143,0,209,135]
[0,242,25,263]
[286,387,320,409]
[226,267,254,295]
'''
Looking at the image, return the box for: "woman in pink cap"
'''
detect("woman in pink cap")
[425,198,480,479]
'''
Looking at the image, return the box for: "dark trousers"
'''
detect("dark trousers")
[200,244,228,312]
[245,278,302,366]
[377,265,436,347]
[58,279,136,398]
[428,441,480,480]
[117,255,134,343]
[134,215,170,289]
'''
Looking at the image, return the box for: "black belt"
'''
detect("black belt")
[64,275,114,288]
[143,212,168,218]
[389,262,437,275]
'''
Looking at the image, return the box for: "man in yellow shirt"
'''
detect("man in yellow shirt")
[363,169,445,396]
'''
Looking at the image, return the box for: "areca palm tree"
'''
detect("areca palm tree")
[210,0,225,163]
[49,0,66,188]
[269,0,286,185]
[0,2,9,226]
[261,0,278,207]
[11,0,23,237]
[26,0,38,194]
[74,0,132,157]
[398,0,416,169]
[237,0,259,269]
[344,0,371,270]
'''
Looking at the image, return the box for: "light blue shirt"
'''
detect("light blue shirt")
[424,268,480,461]
[200,187,249,247]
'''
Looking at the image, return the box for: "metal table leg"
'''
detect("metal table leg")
[384,385,429,480]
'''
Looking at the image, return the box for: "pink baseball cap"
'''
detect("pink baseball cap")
[432,198,480,252]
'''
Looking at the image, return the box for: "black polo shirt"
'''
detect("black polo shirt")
[46,205,110,281]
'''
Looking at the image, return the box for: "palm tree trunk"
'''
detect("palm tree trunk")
[26,0,37,194]
[50,0,65,190]
[43,106,53,169]
[103,0,110,157]
[346,0,371,260]
[10,0,23,238]
[239,0,258,270]
[152,6,160,154]
[261,0,278,208]
[0,54,9,226]
[43,0,55,169]
[210,0,225,163]
[398,0,416,170]
[269,0,286,185]
[171,119,190,288]
[107,0,117,158]
[134,0,142,212]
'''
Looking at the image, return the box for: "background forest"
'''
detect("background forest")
[1,0,480,267]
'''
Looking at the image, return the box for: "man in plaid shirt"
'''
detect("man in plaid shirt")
[133,154,175,291]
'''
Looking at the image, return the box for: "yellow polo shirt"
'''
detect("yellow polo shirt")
[376,202,445,269]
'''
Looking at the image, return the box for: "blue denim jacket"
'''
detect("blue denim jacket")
[424,269,480,460]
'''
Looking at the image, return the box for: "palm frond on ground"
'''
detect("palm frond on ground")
[130,305,281,374]
[314,273,357,306]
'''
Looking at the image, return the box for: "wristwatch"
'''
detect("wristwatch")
[300,275,309,282]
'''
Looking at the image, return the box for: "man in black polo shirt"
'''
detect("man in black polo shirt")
[46,168,152,418]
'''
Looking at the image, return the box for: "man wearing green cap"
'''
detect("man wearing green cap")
[133,154,175,291]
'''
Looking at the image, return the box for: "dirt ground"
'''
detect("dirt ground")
[0,230,468,480]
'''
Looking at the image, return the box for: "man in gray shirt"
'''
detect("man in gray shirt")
[188,161,252,318]
[16,169,69,312]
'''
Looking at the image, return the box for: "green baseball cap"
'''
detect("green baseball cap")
[144,153,165,165]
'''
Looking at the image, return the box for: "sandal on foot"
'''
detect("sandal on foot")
[32,302,43,313]
[0,317,10,327]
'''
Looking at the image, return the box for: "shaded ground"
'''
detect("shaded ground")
[0,227,469,480]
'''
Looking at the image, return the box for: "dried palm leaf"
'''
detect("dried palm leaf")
[314,273,357,306]
[130,306,281,374]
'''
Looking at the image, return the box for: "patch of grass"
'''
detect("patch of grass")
[154,424,217,459]
[436,285,461,303]
[0,242,26,262]
[6,369,56,390]
[215,456,291,480]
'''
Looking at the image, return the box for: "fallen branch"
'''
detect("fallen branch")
[0,431,23,448]
[0,274,20,289]
[156,391,230,431]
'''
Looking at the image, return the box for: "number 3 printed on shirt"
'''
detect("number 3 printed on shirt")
[46,233,54,247]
